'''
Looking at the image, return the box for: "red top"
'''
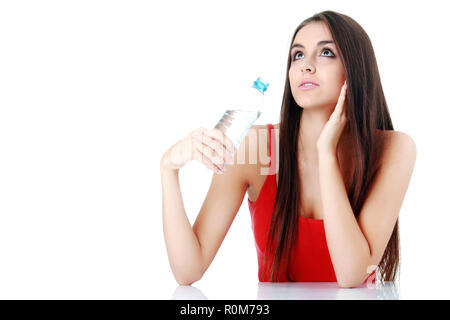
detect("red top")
[248,123,376,284]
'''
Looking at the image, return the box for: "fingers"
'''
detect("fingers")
[195,128,235,156]
[195,128,236,153]
[191,128,235,173]
[193,131,224,164]
[338,81,347,102]
[207,128,236,154]
[192,140,224,173]
[333,81,347,118]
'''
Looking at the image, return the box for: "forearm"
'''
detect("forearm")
[160,164,203,284]
[318,152,371,287]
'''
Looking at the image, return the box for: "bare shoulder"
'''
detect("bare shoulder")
[240,124,273,184]
[228,124,264,185]
[245,123,268,163]
[246,123,269,152]
[246,122,279,164]
[378,130,417,167]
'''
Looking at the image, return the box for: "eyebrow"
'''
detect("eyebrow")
[291,40,335,50]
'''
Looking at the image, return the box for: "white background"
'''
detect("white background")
[0,0,448,299]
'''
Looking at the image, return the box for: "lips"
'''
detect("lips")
[299,79,319,87]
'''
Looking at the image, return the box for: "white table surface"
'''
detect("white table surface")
[171,281,399,300]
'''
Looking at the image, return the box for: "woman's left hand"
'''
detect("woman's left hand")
[316,81,348,155]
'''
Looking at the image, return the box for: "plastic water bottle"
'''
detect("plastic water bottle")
[214,77,269,152]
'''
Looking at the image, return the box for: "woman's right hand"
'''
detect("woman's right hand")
[160,127,236,174]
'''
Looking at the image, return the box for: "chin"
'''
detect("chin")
[296,100,321,109]
[295,97,335,111]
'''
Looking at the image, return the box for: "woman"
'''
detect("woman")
[160,10,416,288]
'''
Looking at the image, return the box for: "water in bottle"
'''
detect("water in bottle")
[214,77,269,152]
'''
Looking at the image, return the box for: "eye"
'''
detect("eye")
[291,47,335,61]
[322,48,335,57]
[292,51,303,60]
[322,48,334,57]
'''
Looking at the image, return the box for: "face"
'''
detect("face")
[289,22,346,111]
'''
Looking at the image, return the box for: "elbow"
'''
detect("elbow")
[336,275,366,289]
[336,261,375,288]
[175,276,200,286]
[336,271,366,289]
[169,254,206,286]
[174,269,203,286]
[176,278,194,286]
[337,280,360,289]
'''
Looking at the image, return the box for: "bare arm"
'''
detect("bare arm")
[318,131,416,288]
[160,127,254,285]
[161,167,204,285]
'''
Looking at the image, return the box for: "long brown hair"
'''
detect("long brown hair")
[263,10,399,283]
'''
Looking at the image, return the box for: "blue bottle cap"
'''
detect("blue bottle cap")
[252,77,269,94]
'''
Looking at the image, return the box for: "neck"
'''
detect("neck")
[298,107,349,165]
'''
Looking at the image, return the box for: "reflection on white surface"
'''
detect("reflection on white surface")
[171,281,399,300]
[172,285,208,300]
[257,281,399,300]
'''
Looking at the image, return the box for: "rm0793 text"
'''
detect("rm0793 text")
[224,304,269,315]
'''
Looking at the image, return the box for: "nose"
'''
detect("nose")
[300,60,315,73]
